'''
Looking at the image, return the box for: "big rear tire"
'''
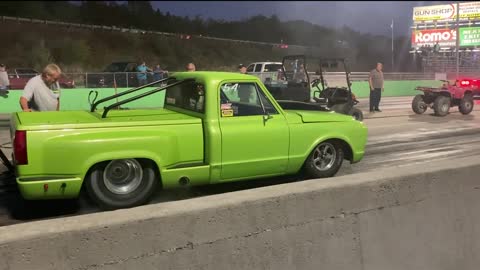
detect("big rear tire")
[304,141,344,178]
[459,94,474,115]
[85,159,158,210]
[433,96,451,117]
[412,94,428,114]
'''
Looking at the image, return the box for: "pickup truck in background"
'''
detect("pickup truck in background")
[10,72,367,210]
[246,61,285,82]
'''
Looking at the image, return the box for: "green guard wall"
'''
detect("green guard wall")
[0,80,442,113]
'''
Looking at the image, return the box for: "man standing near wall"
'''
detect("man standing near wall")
[369,62,384,112]
[19,64,61,112]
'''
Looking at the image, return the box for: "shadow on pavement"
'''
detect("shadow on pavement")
[407,112,476,124]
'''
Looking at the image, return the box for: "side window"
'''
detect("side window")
[254,64,262,72]
[246,64,255,73]
[219,82,278,117]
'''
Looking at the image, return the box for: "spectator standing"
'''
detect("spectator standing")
[368,62,384,112]
[153,64,166,81]
[186,63,196,72]
[433,42,440,54]
[238,64,247,74]
[0,64,9,91]
[136,61,152,86]
[19,64,62,112]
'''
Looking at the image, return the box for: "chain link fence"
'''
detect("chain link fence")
[6,71,452,90]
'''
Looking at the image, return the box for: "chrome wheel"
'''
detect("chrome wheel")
[313,142,337,171]
[103,159,143,195]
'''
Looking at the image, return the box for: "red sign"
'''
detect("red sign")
[411,28,457,48]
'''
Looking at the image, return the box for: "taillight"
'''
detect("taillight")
[14,130,28,165]
[461,80,470,86]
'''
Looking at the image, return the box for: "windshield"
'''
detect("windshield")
[104,63,129,72]
[283,58,307,83]
[320,60,349,88]
[165,80,205,113]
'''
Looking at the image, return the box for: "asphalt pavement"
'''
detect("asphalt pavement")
[0,96,479,226]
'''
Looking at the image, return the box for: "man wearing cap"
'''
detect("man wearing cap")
[0,64,9,92]
[238,64,247,74]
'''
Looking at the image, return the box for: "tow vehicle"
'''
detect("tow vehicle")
[10,72,367,210]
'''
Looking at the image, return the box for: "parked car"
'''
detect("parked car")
[9,72,367,210]
[8,68,75,90]
[86,62,157,88]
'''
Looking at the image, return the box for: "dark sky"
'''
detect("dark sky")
[151,1,454,37]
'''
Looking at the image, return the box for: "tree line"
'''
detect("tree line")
[0,1,415,72]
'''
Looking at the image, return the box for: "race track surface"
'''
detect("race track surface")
[0,96,479,226]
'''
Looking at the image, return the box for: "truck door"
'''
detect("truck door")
[218,81,289,180]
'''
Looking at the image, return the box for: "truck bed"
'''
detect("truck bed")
[13,108,202,130]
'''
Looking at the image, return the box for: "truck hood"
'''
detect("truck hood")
[287,110,354,123]
[14,109,201,131]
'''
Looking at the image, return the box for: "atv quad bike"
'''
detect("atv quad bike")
[264,55,363,121]
[412,79,475,117]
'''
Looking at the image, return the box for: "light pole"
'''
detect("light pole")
[391,19,394,72]
[456,1,460,77]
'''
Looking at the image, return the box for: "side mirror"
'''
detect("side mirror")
[263,113,273,124]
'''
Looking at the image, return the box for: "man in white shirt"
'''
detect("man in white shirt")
[0,64,9,91]
[19,64,61,112]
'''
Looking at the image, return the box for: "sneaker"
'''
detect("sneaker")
[375,109,382,112]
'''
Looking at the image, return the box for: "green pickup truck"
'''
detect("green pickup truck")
[10,72,367,210]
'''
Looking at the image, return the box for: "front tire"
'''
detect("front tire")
[433,96,451,117]
[412,94,428,114]
[304,141,344,178]
[459,94,474,115]
[85,159,158,210]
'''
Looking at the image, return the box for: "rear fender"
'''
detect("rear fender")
[82,150,163,180]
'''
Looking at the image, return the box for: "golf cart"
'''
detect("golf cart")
[311,58,363,121]
[264,55,363,121]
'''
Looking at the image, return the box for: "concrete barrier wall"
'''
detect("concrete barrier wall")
[0,156,479,270]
